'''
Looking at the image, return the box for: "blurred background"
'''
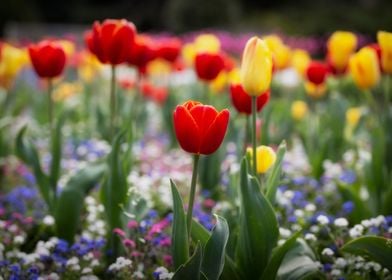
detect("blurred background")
[1,0,392,39]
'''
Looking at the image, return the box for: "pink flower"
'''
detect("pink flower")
[113,228,126,238]
[123,238,136,248]
[127,220,139,229]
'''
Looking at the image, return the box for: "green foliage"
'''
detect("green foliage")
[277,239,324,280]
[55,164,105,243]
[170,179,189,269]
[266,141,286,204]
[236,157,279,278]
[341,236,392,271]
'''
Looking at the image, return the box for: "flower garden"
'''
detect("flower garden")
[0,19,392,280]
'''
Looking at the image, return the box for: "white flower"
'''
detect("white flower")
[80,276,99,280]
[294,209,304,217]
[304,233,317,242]
[335,258,347,268]
[361,219,371,228]
[321,248,334,257]
[13,235,25,245]
[279,228,292,238]
[71,264,81,271]
[43,215,55,226]
[331,269,341,276]
[305,204,316,212]
[317,215,329,225]
[334,218,349,227]
[133,271,145,279]
[66,257,79,266]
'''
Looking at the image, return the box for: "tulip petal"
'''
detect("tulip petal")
[110,21,136,65]
[199,109,229,155]
[189,104,219,141]
[173,105,201,154]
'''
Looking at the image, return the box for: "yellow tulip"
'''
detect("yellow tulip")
[53,82,82,102]
[182,43,196,67]
[78,51,102,83]
[228,68,241,84]
[291,100,308,121]
[349,47,380,90]
[264,35,291,70]
[377,31,392,74]
[240,37,273,96]
[147,58,171,76]
[327,31,357,72]
[291,49,311,77]
[346,107,362,127]
[194,34,221,54]
[304,81,327,99]
[247,145,276,174]
[58,40,75,58]
[0,44,28,89]
[209,71,228,94]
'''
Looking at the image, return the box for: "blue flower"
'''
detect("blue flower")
[342,201,354,214]
[340,170,356,184]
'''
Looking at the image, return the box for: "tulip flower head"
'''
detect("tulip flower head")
[194,52,225,81]
[194,34,221,54]
[377,31,392,74]
[306,61,330,85]
[327,31,357,74]
[291,100,308,121]
[346,107,362,128]
[28,40,66,79]
[349,47,380,90]
[0,43,28,89]
[264,35,292,70]
[173,101,229,155]
[85,19,136,65]
[247,145,276,174]
[230,83,270,115]
[291,49,311,78]
[240,37,273,96]
[156,38,182,63]
[128,35,157,75]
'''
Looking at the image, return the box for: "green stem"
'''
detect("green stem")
[110,65,117,141]
[251,96,258,176]
[186,154,200,240]
[204,82,210,105]
[47,79,54,139]
[385,75,391,105]
[243,115,250,154]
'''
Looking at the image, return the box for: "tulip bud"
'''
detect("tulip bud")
[377,31,392,74]
[247,145,276,174]
[194,34,221,54]
[327,31,357,73]
[240,37,273,96]
[291,100,308,121]
[349,47,380,90]
[346,107,362,127]
[291,49,311,77]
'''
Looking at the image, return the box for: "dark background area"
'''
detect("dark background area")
[1,0,391,37]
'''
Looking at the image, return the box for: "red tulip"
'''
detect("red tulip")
[306,61,330,85]
[194,52,225,81]
[367,43,383,71]
[173,101,229,155]
[156,38,181,63]
[230,84,270,115]
[85,19,136,65]
[128,35,157,75]
[28,40,66,78]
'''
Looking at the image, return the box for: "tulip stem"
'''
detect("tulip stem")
[110,65,117,141]
[187,154,200,240]
[47,78,54,135]
[251,96,258,176]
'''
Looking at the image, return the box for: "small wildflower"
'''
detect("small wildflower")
[322,248,334,257]
[334,217,349,227]
[317,215,329,225]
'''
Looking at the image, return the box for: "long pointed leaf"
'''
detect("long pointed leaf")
[15,126,52,211]
[172,243,204,280]
[201,215,229,280]
[236,157,279,279]
[261,231,301,280]
[266,141,286,204]
[170,179,189,269]
[341,236,392,271]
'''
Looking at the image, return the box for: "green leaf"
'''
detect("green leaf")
[261,231,301,280]
[201,215,229,280]
[341,236,392,271]
[236,157,279,279]
[172,243,204,280]
[55,163,105,243]
[191,219,242,280]
[101,132,128,230]
[49,113,66,195]
[170,179,189,270]
[277,239,323,280]
[15,126,52,211]
[266,141,286,204]
[198,152,222,197]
